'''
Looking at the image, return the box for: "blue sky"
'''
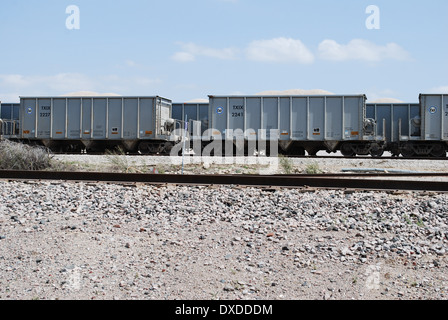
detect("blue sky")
[0,0,447,103]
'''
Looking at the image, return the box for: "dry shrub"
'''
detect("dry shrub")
[0,140,52,170]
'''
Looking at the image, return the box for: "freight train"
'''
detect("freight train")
[173,93,447,158]
[1,93,447,158]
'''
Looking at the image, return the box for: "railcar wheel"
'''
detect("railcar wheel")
[163,142,173,155]
[138,142,151,155]
[401,151,415,158]
[340,143,355,157]
[369,144,384,158]
[401,144,415,158]
[430,144,446,158]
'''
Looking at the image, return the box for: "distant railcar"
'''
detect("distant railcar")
[17,96,177,153]
[411,94,447,157]
[207,94,383,156]
[366,102,421,156]
[0,102,20,136]
[172,102,209,136]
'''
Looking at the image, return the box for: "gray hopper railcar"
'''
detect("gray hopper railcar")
[366,102,421,156]
[366,94,448,157]
[207,94,384,156]
[172,102,209,137]
[410,94,448,157]
[17,96,178,154]
[0,102,20,137]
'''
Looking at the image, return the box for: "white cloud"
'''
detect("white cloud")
[172,51,196,62]
[125,60,139,67]
[172,37,411,65]
[246,37,314,64]
[0,73,162,101]
[0,93,21,103]
[0,74,29,87]
[0,73,95,93]
[172,42,239,62]
[173,38,315,64]
[318,39,411,62]
[429,86,448,93]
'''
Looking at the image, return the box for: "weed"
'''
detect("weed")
[305,162,323,174]
[279,155,294,174]
[105,146,135,173]
[50,160,80,172]
[416,218,425,228]
[0,140,52,170]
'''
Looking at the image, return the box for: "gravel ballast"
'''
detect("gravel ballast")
[1,179,448,300]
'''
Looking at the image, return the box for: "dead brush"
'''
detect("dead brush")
[105,146,140,173]
[0,140,52,170]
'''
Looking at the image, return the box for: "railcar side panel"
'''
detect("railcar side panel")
[21,98,36,139]
[245,97,261,137]
[262,97,279,140]
[92,98,107,139]
[68,98,81,139]
[229,97,245,138]
[37,99,51,138]
[139,98,155,139]
[52,98,66,139]
[343,96,362,141]
[291,97,307,140]
[123,98,138,139]
[279,98,290,141]
[81,98,92,139]
[108,98,122,140]
[325,97,343,141]
[420,94,448,141]
[308,97,325,141]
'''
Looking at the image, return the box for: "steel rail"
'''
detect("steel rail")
[52,152,448,161]
[275,172,448,177]
[1,170,448,192]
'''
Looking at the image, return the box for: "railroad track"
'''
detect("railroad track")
[1,170,448,192]
[286,156,448,160]
[51,152,448,161]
